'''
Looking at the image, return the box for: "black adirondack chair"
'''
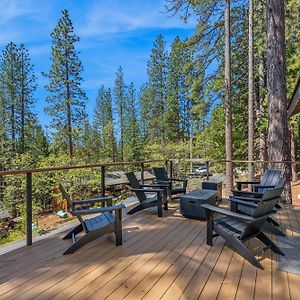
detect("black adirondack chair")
[59,184,124,255]
[228,189,285,237]
[234,169,282,193]
[125,172,168,217]
[202,187,285,269]
[231,177,286,205]
[230,177,286,232]
[153,167,187,199]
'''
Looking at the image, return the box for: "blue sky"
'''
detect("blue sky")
[0,0,196,129]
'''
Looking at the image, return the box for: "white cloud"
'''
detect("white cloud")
[0,1,31,22]
[78,0,196,37]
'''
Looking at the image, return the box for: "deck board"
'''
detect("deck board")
[0,202,300,300]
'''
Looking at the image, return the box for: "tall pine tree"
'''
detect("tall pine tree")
[146,34,168,142]
[93,85,116,162]
[43,9,87,157]
[18,44,37,153]
[114,66,126,161]
[124,82,142,161]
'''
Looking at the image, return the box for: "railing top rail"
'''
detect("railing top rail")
[1,158,299,177]
[169,158,300,164]
[0,159,167,176]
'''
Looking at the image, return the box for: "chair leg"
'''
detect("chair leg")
[157,192,163,217]
[115,209,122,246]
[157,202,163,217]
[63,231,97,254]
[164,200,168,210]
[63,223,83,240]
[268,216,280,227]
[127,204,146,215]
[206,210,213,246]
[215,226,263,269]
[262,221,285,236]
[256,232,285,256]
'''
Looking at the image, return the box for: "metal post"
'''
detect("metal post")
[100,166,105,197]
[26,172,32,246]
[141,163,145,184]
[170,160,173,179]
[206,161,209,181]
[165,160,168,176]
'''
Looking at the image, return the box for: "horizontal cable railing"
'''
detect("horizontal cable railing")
[0,158,297,247]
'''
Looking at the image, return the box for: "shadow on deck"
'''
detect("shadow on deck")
[0,201,300,300]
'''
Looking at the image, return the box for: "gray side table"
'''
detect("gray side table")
[180,189,217,220]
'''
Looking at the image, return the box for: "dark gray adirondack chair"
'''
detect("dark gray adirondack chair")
[235,169,282,193]
[228,182,285,236]
[230,177,286,232]
[59,184,124,255]
[202,187,285,269]
[153,167,187,199]
[231,177,286,205]
[125,172,168,217]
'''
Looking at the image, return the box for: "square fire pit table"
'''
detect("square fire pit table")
[180,189,217,220]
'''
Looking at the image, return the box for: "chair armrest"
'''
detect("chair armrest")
[254,184,276,189]
[131,188,163,193]
[72,196,114,205]
[141,184,170,188]
[227,198,258,208]
[229,195,260,203]
[72,204,125,215]
[232,190,263,198]
[156,180,172,185]
[236,180,260,185]
[202,204,254,221]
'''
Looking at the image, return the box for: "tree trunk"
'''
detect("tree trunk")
[225,0,233,191]
[290,125,298,182]
[248,0,254,181]
[258,53,268,172]
[20,57,25,153]
[10,100,15,152]
[266,0,292,203]
[120,106,124,161]
[66,62,73,158]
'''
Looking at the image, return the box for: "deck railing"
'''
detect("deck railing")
[0,158,298,246]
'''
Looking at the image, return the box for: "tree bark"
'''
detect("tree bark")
[20,53,25,153]
[248,0,254,181]
[290,125,298,182]
[225,0,233,191]
[266,0,292,203]
[258,53,268,172]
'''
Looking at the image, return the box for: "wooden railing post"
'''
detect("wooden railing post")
[100,166,105,198]
[206,161,210,181]
[141,163,145,184]
[26,172,32,246]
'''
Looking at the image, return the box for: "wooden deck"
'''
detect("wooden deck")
[0,201,300,300]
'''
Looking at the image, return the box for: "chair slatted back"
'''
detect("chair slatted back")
[240,187,283,239]
[58,184,86,231]
[153,167,169,182]
[258,169,282,193]
[125,172,147,203]
[275,177,286,189]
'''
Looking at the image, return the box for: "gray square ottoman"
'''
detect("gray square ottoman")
[180,189,217,220]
